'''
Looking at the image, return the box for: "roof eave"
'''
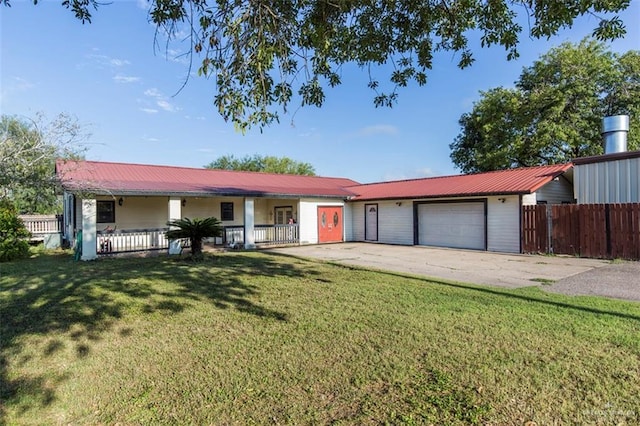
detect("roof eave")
[61,187,351,199]
[351,190,531,202]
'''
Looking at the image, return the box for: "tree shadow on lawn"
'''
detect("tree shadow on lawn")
[0,251,313,422]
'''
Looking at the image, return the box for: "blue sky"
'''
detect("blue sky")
[1,0,638,183]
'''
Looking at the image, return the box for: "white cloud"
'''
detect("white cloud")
[355,124,399,137]
[140,108,159,114]
[113,74,140,83]
[0,77,35,103]
[87,54,130,68]
[136,0,151,10]
[382,167,439,182]
[110,58,130,67]
[10,76,35,91]
[415,167,438,177]
[144,88,163,98]
[156,100,175,112]
[142,136,160,142]
[165,48,190,65]
[143,88,178,113]
[298,127,319,138]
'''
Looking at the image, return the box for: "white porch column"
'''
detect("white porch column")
[81,199,97,261]
[244,198,256,249]
[168,197,183,254]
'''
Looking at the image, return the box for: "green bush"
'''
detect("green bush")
[0,199,31,262]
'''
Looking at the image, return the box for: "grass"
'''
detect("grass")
[1,249,640,425]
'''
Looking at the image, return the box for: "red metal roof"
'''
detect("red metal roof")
[346,163,573,201]
[56,160,572,201]
[56,160,360,198]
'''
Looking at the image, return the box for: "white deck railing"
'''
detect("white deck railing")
[19,215,63,239]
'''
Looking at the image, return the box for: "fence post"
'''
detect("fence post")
[546,204,553,254]
[605,204,611,258]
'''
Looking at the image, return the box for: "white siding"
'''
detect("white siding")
[486,196,520,253]
[350,196,522,253]
[343,203,354,242]
[350,202,366,242]
[377,201,414,245]
[521,193,537,206]
[298,199,345,245]
[575,157,640,204]
[348,201,413,245]
[534,178,574,204]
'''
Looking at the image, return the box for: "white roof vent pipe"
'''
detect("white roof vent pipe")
[602,115,629,154]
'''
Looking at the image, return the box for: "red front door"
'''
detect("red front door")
[318,206,343,243]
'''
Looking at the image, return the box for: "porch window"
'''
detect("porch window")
[274,206,293,225]
[221,202,234,221]
[97,200,115,223]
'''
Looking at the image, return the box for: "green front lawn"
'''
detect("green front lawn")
[1,250,639,424]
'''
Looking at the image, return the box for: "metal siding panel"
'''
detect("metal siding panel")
[620,158,640,203]
[377,201,414,245]
[573,166,586,204]
[350,202,366,241]
[608,161,619,202]
[593,163,603,203]
[344,203,354,241]
[577,158,640,204]
[632,159,640,202]
[487,196,520,253]
[535,179,573,204]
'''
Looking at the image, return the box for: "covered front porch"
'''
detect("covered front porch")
[94,224,299,255]
[67,194,305,259]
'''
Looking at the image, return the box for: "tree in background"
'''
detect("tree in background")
[205,155,316,176]
[0,113,88,214]
[450,39,639,173]
[1,0,630,131]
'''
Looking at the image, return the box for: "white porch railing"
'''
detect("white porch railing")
[224,224,299,246]
[19,215,63,240]
[94,224,298,255]
[96,227,189,255]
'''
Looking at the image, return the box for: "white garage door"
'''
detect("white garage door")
[417,202,486,250]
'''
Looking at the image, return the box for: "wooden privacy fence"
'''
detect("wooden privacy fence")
[522,203,640,260]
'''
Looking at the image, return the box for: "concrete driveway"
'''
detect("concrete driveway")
[266,243,640,301]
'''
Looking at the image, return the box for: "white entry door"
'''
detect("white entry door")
[365,204,378,241]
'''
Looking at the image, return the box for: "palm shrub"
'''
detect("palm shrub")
[0,199,31,261]
[166,217,223,259]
